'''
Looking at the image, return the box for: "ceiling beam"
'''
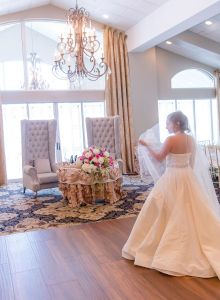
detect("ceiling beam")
[126,0,220,52]
[159,31,220,68]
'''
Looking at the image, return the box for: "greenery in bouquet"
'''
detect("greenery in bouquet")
[75,146,114,178]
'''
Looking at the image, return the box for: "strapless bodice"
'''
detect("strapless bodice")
[166,153,191,168]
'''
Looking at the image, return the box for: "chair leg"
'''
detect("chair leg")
[23,187,26,194]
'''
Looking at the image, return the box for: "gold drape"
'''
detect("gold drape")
[104,26,135,173]
[0,103,7,185]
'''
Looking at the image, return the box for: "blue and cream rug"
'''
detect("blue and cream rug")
[0,176,153,235]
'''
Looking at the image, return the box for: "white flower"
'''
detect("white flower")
[104,151,110,157]
[75,159,83,169]
[82,163,92,173]
[98,157,104,164]
[93,148,100,155]
[91,164,97,172]
[85,151,93,158]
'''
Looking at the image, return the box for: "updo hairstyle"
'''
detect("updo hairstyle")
[167,111,190,132]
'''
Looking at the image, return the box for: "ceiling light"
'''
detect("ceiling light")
[53,0,109,84]
[102,14,109,19]
[205,20,213,26]
[166,41,172,45]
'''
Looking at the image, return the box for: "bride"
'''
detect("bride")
[122,111,220,279]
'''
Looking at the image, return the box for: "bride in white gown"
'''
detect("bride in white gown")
[122,111,220,279]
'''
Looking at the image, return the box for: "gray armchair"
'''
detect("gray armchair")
[86,116,123,171]
[21,120,58,196]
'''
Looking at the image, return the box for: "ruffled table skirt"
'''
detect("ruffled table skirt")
[59,178,123,207]
[57,164,123,207]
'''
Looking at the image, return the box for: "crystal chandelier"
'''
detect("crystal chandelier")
[52,0,109,83]
[28,52,49,90]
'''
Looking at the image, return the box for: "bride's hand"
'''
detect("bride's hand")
[139,139,148,147]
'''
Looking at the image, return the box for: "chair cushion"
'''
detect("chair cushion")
[35,158,51,174]
[38,172,58,184]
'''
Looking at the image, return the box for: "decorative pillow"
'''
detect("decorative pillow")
[35,158,51,174]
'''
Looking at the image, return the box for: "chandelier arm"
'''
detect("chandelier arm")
[52,0,110,84]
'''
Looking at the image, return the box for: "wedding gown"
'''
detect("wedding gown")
[122,152,220,278]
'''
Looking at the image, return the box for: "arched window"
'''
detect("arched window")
[0,20,105,91]
[158,68,218,144]
[1,20,106,180]
[171,69,214,88]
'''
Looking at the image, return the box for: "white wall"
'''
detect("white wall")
[129,46,216,140]
[156,47,215,99]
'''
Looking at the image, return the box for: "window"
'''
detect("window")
[0,23,24,90]
[0,20,105,91]
[28,103,54,120]
[58,103,84,160]
[158,68,218,142]
[171,69,214,88]
[2,104,27,180]
[82,102,105,147]
[158,100,175,141]
[58,102,105,160]
[2,101,105,180]
[158,99,217,143]
[0,20,106,180]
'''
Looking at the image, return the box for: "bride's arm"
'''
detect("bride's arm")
[139,137,172,161]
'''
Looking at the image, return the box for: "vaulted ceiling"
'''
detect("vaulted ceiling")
[158,13,220,68]
[0,0,169,30]
[1,0,220,68]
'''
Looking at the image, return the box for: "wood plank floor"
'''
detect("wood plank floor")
[1,217,220,300]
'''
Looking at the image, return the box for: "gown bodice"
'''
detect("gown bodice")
[166,153,191,168]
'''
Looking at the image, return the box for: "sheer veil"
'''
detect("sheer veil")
[138,124,220,218]
[138,124,165,183]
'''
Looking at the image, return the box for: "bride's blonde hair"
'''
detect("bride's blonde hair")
[167,111,190,132]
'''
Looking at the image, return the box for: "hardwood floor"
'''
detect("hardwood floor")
[1,217,220,300]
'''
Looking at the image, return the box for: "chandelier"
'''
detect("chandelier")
[52,0,109,83]
[28,52,49,90]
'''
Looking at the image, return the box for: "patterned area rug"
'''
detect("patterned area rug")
[0,176,153,235]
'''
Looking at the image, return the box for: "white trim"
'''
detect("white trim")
[159,88,215,100]
[0,90,105,104]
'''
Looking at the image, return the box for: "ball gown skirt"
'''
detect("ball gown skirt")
[122,153,220,279]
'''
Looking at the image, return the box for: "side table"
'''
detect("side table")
[57,163,124,207]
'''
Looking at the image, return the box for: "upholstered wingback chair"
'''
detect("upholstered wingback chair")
[21,120,58,195]
[86,116,123,170]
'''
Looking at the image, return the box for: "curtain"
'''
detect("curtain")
[0,101,7,185]
[214,70,220,143]
[104,26,135,173]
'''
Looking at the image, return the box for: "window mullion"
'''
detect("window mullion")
[210,98,214,143]
[26,103,30,119]
[21,21,28,90]
[174,100,177,111]
[193,99,197,139]
[53,103,62,162]
[81,102,86,148]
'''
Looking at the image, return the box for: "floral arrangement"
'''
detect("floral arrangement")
[75,146,114,176]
